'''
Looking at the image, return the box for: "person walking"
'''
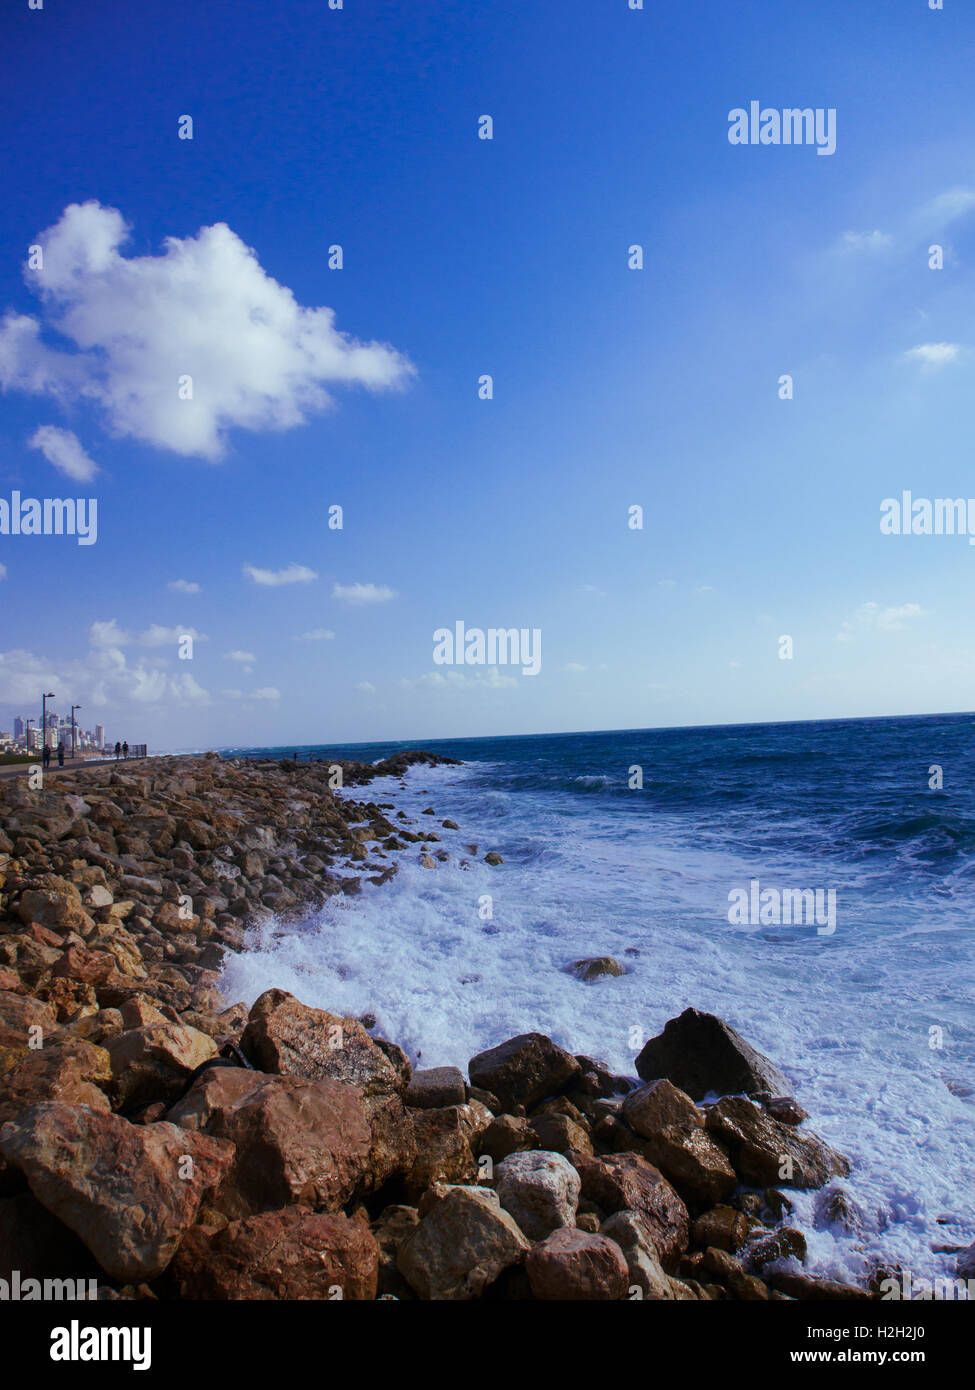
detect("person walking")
[42,742,51,770]
[57,741,65,767]
[122,741,129,760]
[114,741,121,761]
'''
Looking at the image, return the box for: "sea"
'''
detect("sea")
[218,712,975,1291]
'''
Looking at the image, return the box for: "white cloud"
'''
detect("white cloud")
[401,667,518,691]
[28,425,98,481]
[294,628,335,641]
[0,629,211,711]
[356,681,376,693]
[837,601,925,643]
[224,650,257,664]
[902,343,962,370]
[922,188,975,225]
[251,686,280,701]
[333,582,396,604]
[839,229,893,253]
[244,562,317,587]
[0,202,415,459]
[88,618,131,649]
[139,625,207,648]
[167,579,200,594]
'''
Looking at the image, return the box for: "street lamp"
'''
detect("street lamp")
[70,705,81,758]
[41,692,55,754]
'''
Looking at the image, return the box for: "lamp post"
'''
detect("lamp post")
[70,705,81,759]
[41,692,55,754]
[26,718,34,754]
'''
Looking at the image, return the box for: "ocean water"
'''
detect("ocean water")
[219,714,975,1290]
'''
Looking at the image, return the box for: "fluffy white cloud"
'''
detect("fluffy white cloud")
[294,628,335,641]
[839,229,893,253]
[0,202,414,459]
[902,343,962,370]
[28,425,98,481]
[837,601,925,643]
[244,563,317,586]
[139,625,207,648]
[167,579,200,594]
[0,630,211,711]
[224,650,257,664]
[401,668,518,691]
[252,687,280,701]
[333,582,396,604]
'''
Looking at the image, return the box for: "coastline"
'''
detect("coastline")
[0,752,969,1301]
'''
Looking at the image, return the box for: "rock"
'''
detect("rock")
[621,1079,705,1137]
[573,1152,689,1271]
[106,1023,218,1108]
[241,988,407,1096]
[635,1009,791,1101]
[567,956,625,982]
[572,1054,634,1099]
[119,995,169,1029]
[442,820,459,830]
[484,852,503,865]
[167,1066,374,1218]
[813,1184,865,1237]
[0,1039,112,1127]
[766,1270,872,1300]
[403,1105,478,1200]
[632,1123,738,1207]
[601,1209,675,1299]
[0,970,24,995]
[478,1115,536,1163]
[495,1150,581,1240]
[0,1191,101,1283]
[397,1186,530,1300]
[957,1242,975,1280]
[405,1066,467,1110]
[0,991,58,1072]
[469,1033,581,1112]
[530,1112,594,1158]
[705,1096,850,1189]
[0,1102,233,1281]
[16,877,94,937]
[748,1226,807,1269]
[525,1227,629,1300]
[372,1204,420,1299]
[692,1204,752,1253]
[173,1207,379,1300]
[759,1095,809,1126]
[360,1092,417,1194]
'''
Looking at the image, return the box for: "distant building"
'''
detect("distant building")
[13,717,25,741]
[95,724,105,749]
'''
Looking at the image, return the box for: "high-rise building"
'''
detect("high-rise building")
[95,724,105,749]
[13,716,24,741]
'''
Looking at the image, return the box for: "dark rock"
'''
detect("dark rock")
[636,1009,791,1100]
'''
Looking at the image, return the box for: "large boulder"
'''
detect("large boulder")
[632,1124,738,1207]
[172,1207,379,1300]
[526,1227,629,1300]
[16,877,95,938]
[704,1097,849,1189]
[0,1102,233,1281]
[105,1023,217,1108]
[621,1079,705,1137]
[403,1105,478,1200]
[0,1039,112,1127]
[468,1033,581,1111]
[167,1066,374,1217]
[601,1209,674,1299]
[240,989,407,1096]
[398,1185,530,1300]
[495,1150,581,1241]
[635,1009,791,1100]
[573,1152,689,1271]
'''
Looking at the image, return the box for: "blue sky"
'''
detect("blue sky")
[1,0,975,748]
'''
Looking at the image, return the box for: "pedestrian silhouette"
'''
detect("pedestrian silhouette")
[123,741,129,760]
[57,742,65,767]
[114,741,121,761]
[42,743,51,769]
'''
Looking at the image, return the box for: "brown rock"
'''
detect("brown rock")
[106,1023,218,1108]
[567,956,625,982]
[621,1079,705,1137]
[16,877,94,937]
[526,1227,629,1300]
[748,1225,808,1269]
[173,1206,379,1299]
[404,1105,478,1200]
[692,1204,752,1253]
[573,1152,689,1271]
[0,1102,233,1281]
[478,1114,536,1163]
[705,1096,850,1189]
[397,1186,530,1300]
[0,1038,112,1127]
[468,1033,581,1111]
[531,1112,594,1158]
[634,1123,738,1207]
[766,1270,872,1300]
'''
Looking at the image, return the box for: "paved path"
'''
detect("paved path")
[0,756,147,783]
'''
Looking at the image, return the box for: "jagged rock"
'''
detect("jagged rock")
[621,1079,705,1137]
[530,1112,594,1158]
[0,991,57,1072]
[705,1096,849,1189]
[16,877,95,937]
[168,1066,375,1217]
[525,1227,629,1300]
[601,1209,675,1299]
[372,1204,420,1299]
[813,1184,865,1237]
[631,1123,737,1207]
[572,1152,689,1271]
[0,1038,112,1126]
[478,1114,536,1163]
[748,1226,807,1269]
[692,1204,752,1253]
[403,1105,479,1200]
[635,1009,791,1100]
[241,989,408,1096]
[495,1150,581,1240]
[397,1186,530,1300]
[106,1023,217,1108]
[173,1207,379,1299]
[469,1033,581,1111]
[0,1102,233,1281]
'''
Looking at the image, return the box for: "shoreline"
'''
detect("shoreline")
[0,751,969,1300]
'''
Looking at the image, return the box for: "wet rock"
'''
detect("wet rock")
[632,1123,738,1208]
[241,988,407,1097]
[530,1112,594,1158]
[635,1009,791,1101]
[957,1242,975,1280]
[484,852,503,865]
[572,1152,689,1271]
[526,1227,629,1300]
[705,1096,849,1189]
[397,1186,530,1300]
[766,1270,872,1300]
[622,1079,705,1138]
[692,1204,752,1253]
[168,1066,374,1218]
[405,1066,467,1110]
[496,1150,581,1240]
[813,1184,865,1237]
[478,1114,536,1163]
[601,1209,675,1299]
[748,1226,808,1269]
[567,956,625,982]
[469,1033,581,1112]
[173,1207,379,1300]
[0,1102,233,1281]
